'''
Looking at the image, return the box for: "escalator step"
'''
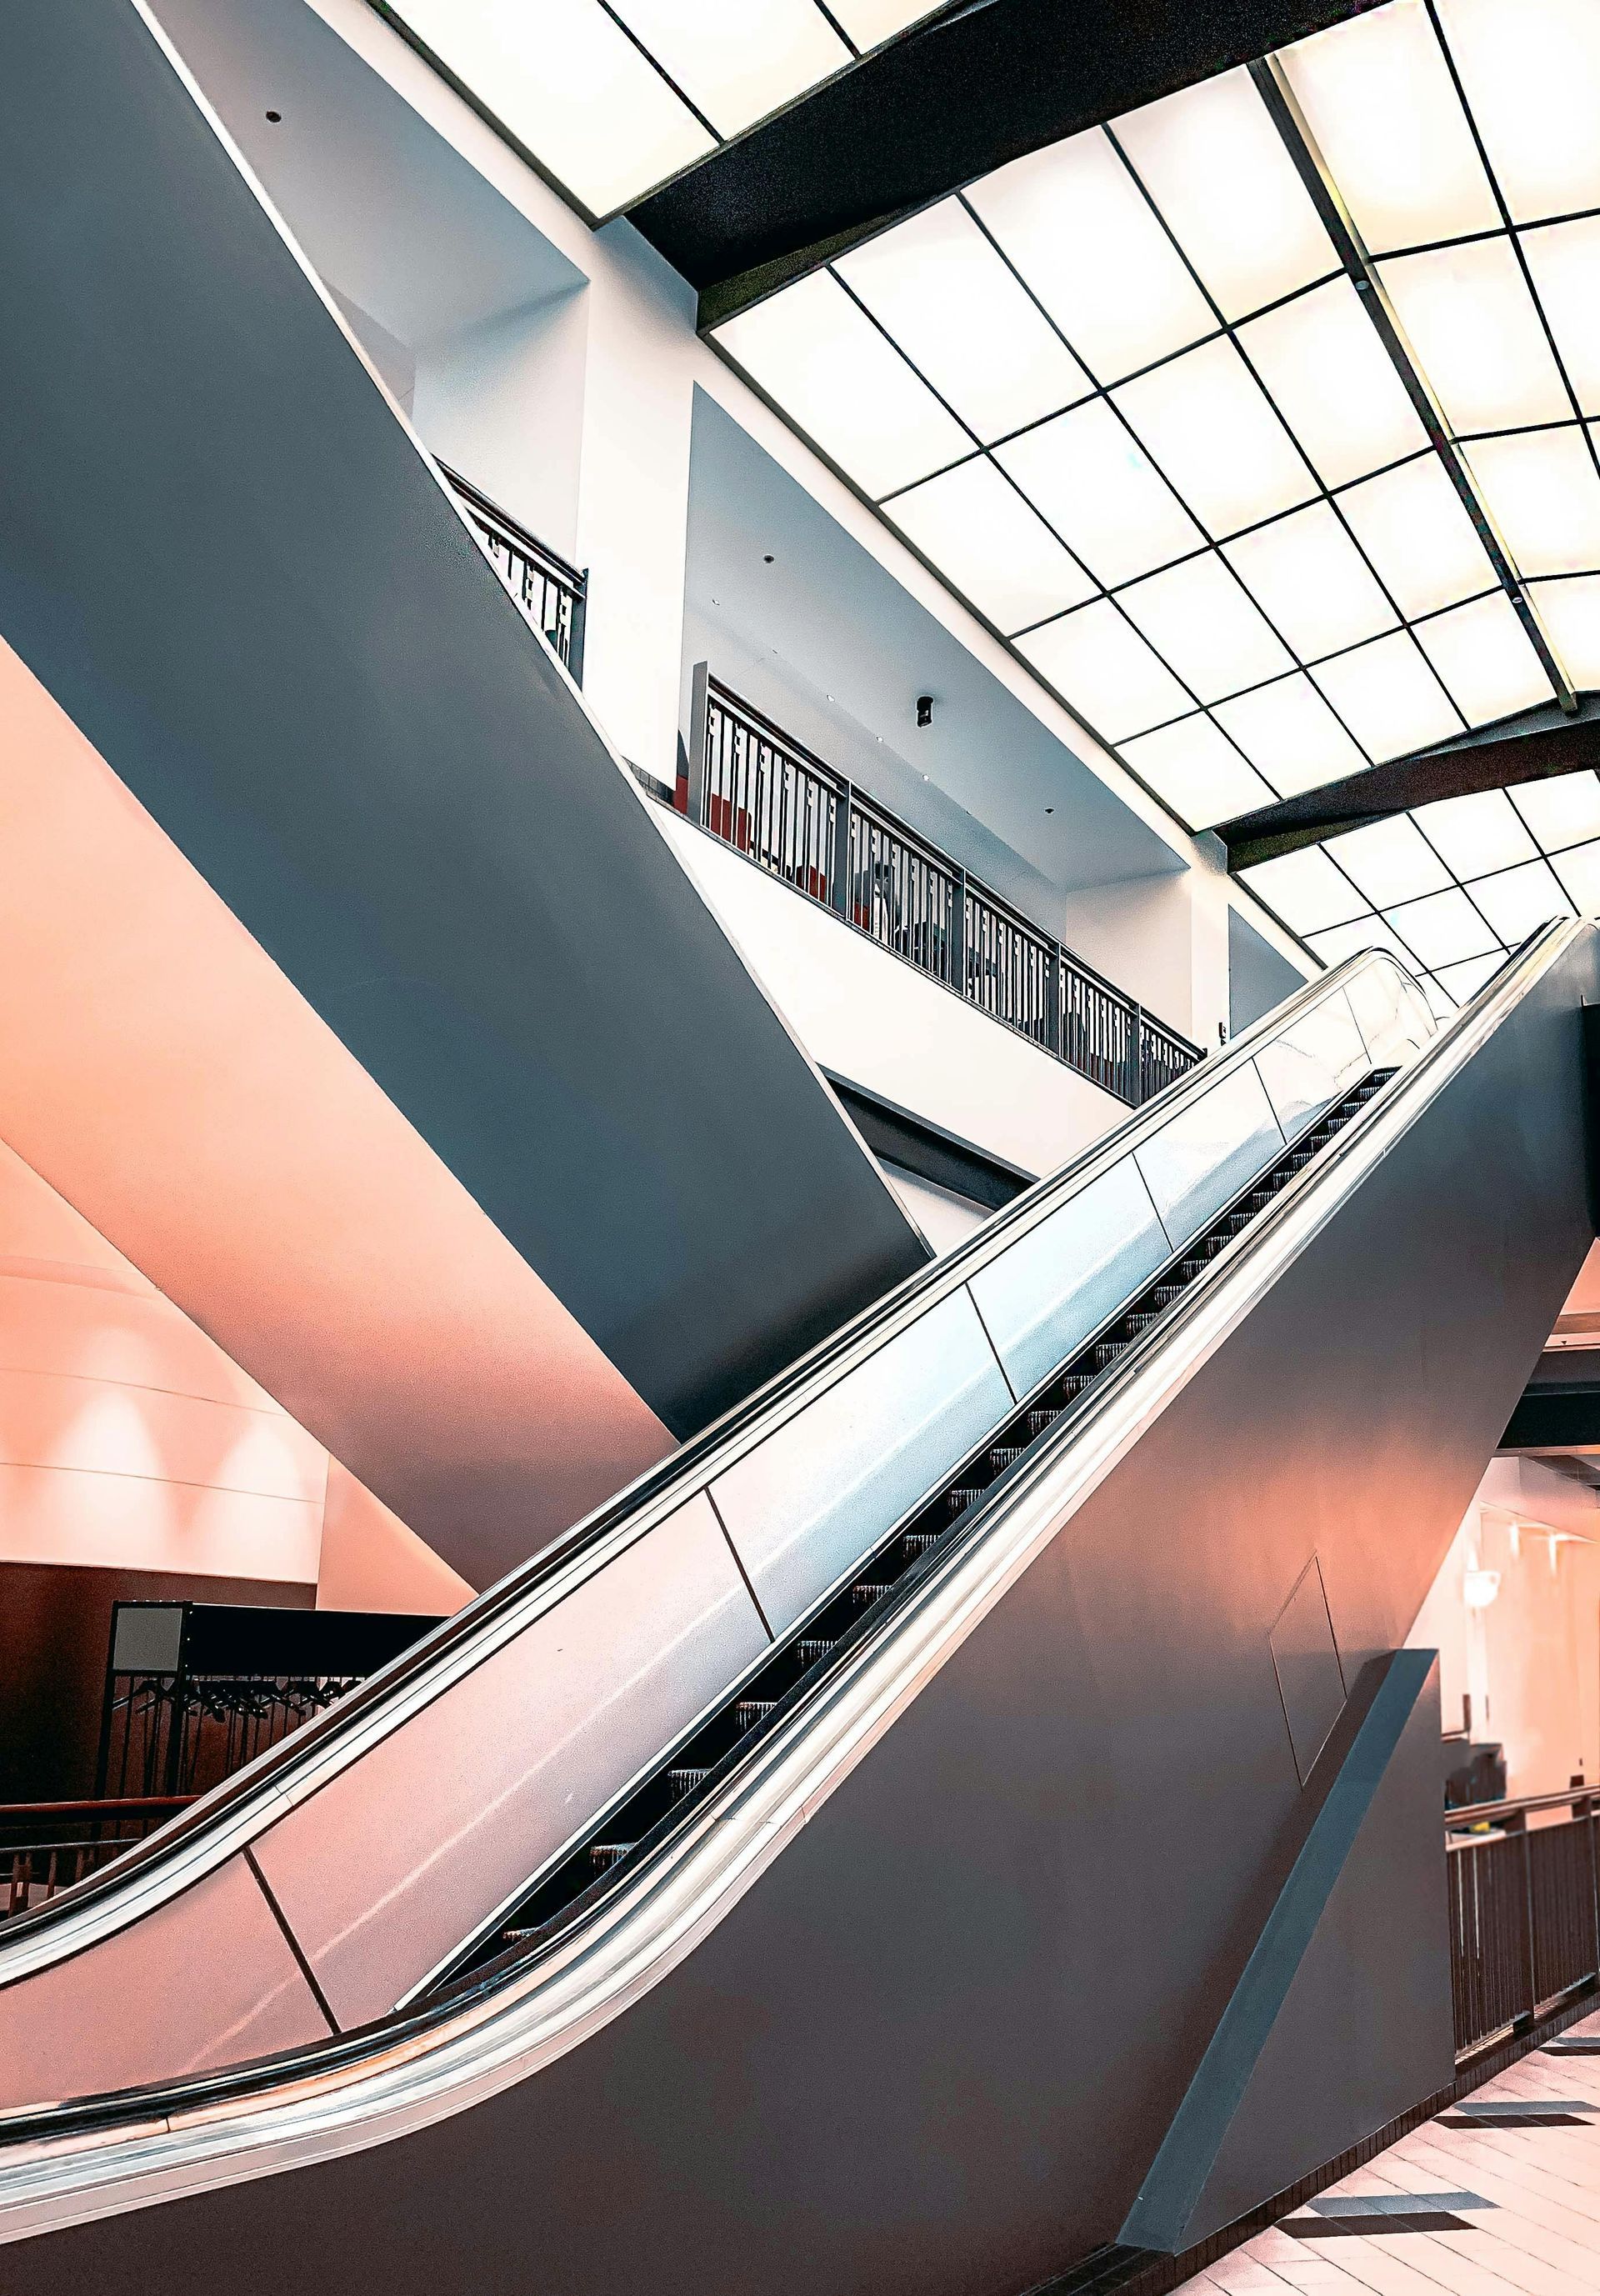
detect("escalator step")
[735,1699,776,1729]
[590,1844,632,1873]
[1026,1408,1059,1437]
[946,1486,986,1519]
[1126,1311,1158,1334]
[667,1768,709,1796]
[1092,1342,1125,1370]
[988,1446,1024,1471]
[902,1531,940,1557]
[852,1583,893,1608]
[796,1638,835,1666]
[1153,1283,1186,1306]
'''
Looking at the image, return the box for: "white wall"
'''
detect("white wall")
[1408,1456,1600,1797]
[658,812,1132,1179]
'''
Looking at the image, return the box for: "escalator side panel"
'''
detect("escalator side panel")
[11,936,1586,2291]
[0,3,927,1459]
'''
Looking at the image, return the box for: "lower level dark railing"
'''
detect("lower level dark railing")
[1448,1787,1600,2059]
[679,670,1203,1108]
[1,1797,194,1919]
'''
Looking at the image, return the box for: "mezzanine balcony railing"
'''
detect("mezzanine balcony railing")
[442,463,586,681]
[678,671,1202,1109]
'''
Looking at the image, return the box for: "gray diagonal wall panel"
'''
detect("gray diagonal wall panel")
[0,1,925,1439]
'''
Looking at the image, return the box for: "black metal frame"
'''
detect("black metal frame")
[440,463,588,683]
[1447,1786,1600,2060]
[680,670,1202,1107]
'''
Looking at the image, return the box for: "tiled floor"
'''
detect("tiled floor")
[1173,2008,1600,2296]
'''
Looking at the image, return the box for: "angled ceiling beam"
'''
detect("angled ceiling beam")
[1248,56,1578,719]
[626,0,1379,323]
[1221,700,1600,868]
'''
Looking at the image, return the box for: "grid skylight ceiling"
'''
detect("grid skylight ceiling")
[711,0,1600,1008]
[378,0,952,218]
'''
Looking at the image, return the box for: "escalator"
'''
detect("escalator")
[0,923,1593,2293]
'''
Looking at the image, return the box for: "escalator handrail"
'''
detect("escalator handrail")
[0,945,1433,1975]
[0,918,1579,2236]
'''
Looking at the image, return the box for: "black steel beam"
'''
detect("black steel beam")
[626,0,1378,318]
[1221,702,1600,869]
[1502,1384,1600,1449]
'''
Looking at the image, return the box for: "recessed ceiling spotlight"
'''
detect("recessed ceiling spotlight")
[916,694,933,728]
[265,108,282,123]
[762,553,774,563]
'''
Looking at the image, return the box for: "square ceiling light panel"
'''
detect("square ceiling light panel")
[387,0,953,217]
[835,201,1091,442]
[1114,553,1292,704]
[1112,338,1317,536]
[1223,501,1398,662]
[1312,630,1462,760]
[1385,885,1498,969]
[1237,278,1428,489]
[1553,838,1600,912]
[716,272,970,499]
[1281,3,1499,253]
[1015,600,1194,742]
[964,131,1217,383]
[1408,788,1537,880]
[1466,858,1572,943]
[1379,239,1572,438]
[1108,68,1336,320]
[1463,429,1600,579]
[1303,914,1416,970]
[1118,714,1275,828]
[1334,458,1498,622]
[1212,673,1370,796]
[1507,768,1600,853]
[1520,218,1600,415]
[884,458,1096,634]
[1324,814,1452,909]
[387,0,714,217]
[994,400,1203,587]
[1528,578,1600,688]
[1412,592,1552,725]
[1238,846,1370,936]
[1435,0,1600,226]
[1432,950,1505,1004]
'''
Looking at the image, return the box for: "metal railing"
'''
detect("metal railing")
[1448,1787,1600,2059]
[442,464,586,681]
[94,1602,441,1805]
[681,671,1203,1108]
[1,1798,194,1920]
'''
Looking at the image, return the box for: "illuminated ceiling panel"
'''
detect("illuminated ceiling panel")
[381,0,952,218]
[712,0,1600,855]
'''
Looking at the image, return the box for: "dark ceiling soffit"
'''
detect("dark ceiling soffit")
[1220,699,1600,870]
[629,0,1375,318]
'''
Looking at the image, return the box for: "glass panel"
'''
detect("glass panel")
[1412,593,1552,726]
[1468,858,1572,943]
[711,1288,1013,1635]
[1281,3,1500,253]
[608,0,848,138]
[1386,886,1498,968]
[389,0,713,216]
[1224,501,1398,661]
[715,273,972,499]
[1311,630,1460,760]
[1253,988,1370,1138]
[1239,847,1368,934]
[885,458,1096,634]
[1437,0,1600,225]
[1325,816,1452,908]
[995,398,1202,586]
[1112,338,1318,537]
[1016,599,1193,740]
[1528,577,1600,686]
[1462,429,1600,580]
[1380,240,1571,436]
[1112,67,1336,320]
[1119,715,1275,828]
[969,1158,1170,1402]
[1336,458,1498,621]
[1132,1062,1285,1248]
[837,200,1092,443]
[967,128,1216,383]
[1410,788,1536,880]
[1213,673,1371,795]
[1520,220,1600,418]
[1115,553,1292,704]
[1238,278,1429,490]
[1507,768,1600,853]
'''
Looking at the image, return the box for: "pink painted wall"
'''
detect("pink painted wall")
[0,638,672,1589]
